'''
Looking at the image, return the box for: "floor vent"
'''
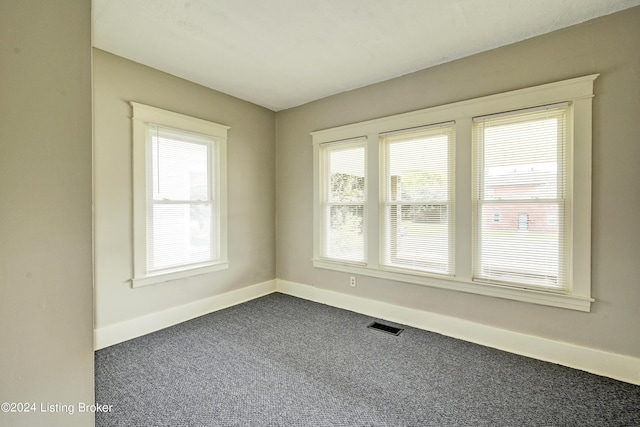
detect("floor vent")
[367,322,403,336]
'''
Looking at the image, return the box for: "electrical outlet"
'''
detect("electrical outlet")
[350,276,356,287]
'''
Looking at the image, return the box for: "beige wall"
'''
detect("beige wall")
[0,1,94,426]
[276,7,640,358]
[93,49,276,329]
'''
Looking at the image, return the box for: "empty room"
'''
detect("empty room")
[1,1,640,426]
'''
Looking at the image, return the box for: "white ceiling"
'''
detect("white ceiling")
[92,0,640,111]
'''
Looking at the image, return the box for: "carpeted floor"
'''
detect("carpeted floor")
[95,293,640,426]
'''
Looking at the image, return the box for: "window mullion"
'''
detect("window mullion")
[455,117,473,282]
[366,133,379,269]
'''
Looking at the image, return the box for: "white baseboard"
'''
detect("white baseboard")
[94,277,639,385]
[276,279,640,385]
[94,279,276,350]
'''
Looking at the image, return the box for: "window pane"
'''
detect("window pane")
[152,128,210,201]
[388,135,449,202]
[328,147,365,202]
[383,204,450,274]
[149,203,213,271]
[478,202,563,287]
[325,205,365,262]
[482,118,561,200]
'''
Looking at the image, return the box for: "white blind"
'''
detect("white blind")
[321,139,366,263]
[380,124,455,275]
[473,105,568,289]
[147,125,216,272]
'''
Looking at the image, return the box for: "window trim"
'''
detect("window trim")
[131,102,229,288]
[311,74,597,311]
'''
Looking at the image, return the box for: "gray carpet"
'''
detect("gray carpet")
[95,293,640,426]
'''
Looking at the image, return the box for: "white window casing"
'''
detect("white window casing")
[311,74,597,311]
[131,102,229,288]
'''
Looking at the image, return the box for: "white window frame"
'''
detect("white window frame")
[473,104,570,291]
[311,74,597,311]
[318,137,368,264]
[379,123,456,276]
[131,102,229,288]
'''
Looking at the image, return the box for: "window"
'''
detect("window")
[319,138,367,263]
[131,103,229,287]
[312,74,597,311]
[474,105,567,290]
[380,123,455,275]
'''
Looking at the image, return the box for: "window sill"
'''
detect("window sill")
[312,259,593,312]
[131,261,229,288]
